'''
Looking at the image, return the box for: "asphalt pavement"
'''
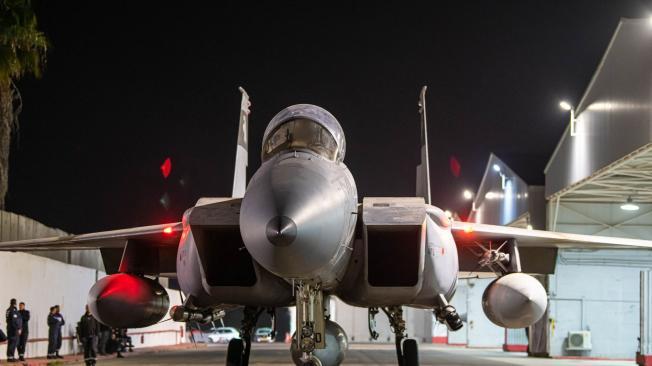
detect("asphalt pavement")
[63,343,636,366]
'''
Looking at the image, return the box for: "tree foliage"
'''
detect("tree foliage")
[0,0,48,80]
[0,0,47,209]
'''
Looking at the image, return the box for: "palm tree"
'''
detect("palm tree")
[0,0,47,209]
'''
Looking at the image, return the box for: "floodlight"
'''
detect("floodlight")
[559,101,572,111]
[621,196,640,211]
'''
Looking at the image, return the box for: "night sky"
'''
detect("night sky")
[6,1,652,233]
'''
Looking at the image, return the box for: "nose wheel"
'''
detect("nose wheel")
[380,306,419,366]
[225,306,265,366]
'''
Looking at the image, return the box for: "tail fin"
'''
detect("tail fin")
[416,86,431,205]
[232,87,250,198]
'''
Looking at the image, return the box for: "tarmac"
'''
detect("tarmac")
[44,342,637,366]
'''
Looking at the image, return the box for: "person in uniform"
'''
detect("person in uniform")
[5,298,23,363]
[47,306,58,359]
[54,305,65,358]
[97,323,110,355]
[113,328,126,358]
[17,302,30,361]
[79,305,100,366]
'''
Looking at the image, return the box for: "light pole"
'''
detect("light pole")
[559,100,576,137]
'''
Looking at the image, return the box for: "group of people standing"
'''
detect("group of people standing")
[4,299,30,362]
[4,299,65,362]
[3,300,129,365]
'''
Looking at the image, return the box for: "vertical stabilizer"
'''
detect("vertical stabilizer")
[232,87,250,198]
[416,86,431,204]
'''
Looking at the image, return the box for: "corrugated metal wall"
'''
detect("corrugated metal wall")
[0,210,104,271]
[545,19,652,197]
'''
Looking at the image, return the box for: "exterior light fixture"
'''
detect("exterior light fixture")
[463,190,473,200]
[559,100,576,136]
[492,164,501,172]
[444,210,453,218]
[621,196,640,211]
[559,101,572,111]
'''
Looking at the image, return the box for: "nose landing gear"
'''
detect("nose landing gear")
[225,306,267,366]
[373,306,419,366]
[295,283,326,364]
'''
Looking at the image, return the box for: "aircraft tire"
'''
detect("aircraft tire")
[226,338,244,366]
[402,339,419,366]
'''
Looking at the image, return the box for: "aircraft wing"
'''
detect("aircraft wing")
[0,222,183,251]
[0,222,183,276]
[452,221,652,274]
[451,221,652,249]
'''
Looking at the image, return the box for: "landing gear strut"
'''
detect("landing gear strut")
[295,282,325,365]
[381,306,418,366]
[225,306,264,366]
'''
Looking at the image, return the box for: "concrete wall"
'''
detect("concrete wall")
[548,253,642,358]
[0,251,184,358]
[546,200,652,358]
[447,278,503,347]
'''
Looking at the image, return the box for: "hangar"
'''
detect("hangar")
[455,17,652,360]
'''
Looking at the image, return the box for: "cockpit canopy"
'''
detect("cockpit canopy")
[262,104,346,162]
[263,118,338,161]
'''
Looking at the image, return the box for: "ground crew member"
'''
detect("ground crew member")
[47,306,64,359]
[79,305,100,366]
[5,298,23,363]
[47,306,57,359]
[113,328,126,358]
[97,322,110,355]
[54,305,65,358]
[17,302,30,361]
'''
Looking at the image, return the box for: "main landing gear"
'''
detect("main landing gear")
[369,306,419,366]
[226,306,274,366]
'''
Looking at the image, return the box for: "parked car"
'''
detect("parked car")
[207,327,240,343]
[255,327,275,343]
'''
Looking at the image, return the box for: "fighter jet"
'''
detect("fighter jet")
[3,87,652,366]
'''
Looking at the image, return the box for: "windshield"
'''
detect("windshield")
[262,118,338,161]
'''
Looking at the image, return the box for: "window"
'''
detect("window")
[263,118,338,161]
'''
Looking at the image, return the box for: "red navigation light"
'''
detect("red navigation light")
[449,155,461,178]
[163,226,173,235]
[160,158,172,179]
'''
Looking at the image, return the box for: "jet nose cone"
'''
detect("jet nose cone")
[240,155,358,280]
[265,216,297,247]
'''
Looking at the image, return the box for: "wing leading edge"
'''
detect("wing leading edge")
[0,222,182,251]
[451,221,652,249]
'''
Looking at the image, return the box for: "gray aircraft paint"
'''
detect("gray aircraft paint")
[232,88,250,198]
[241,105,357,289]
